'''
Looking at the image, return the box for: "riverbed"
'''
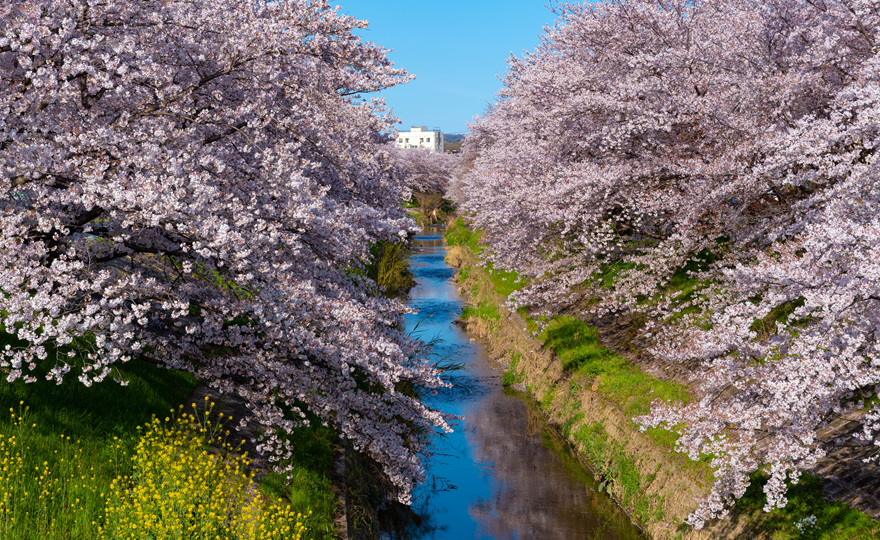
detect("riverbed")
[382,226,646,540]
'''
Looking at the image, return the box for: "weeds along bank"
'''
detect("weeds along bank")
[444,219,879,540]
[0,357,343,540]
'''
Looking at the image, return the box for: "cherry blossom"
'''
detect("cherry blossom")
[451,0,880,525]
[0,0,452,502]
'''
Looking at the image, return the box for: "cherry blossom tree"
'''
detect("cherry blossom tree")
[389,145,455,194]
[389,145,456,225]
[642,48,880,526]
[0,0,452,502]
[451,0,880,525]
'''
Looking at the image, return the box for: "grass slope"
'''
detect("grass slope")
[0,325,340,539]
[0,354,199,539]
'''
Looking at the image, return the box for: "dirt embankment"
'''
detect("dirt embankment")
[445,245,762,540]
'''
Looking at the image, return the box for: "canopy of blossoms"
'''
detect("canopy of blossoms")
[0,0,453,502]
[388,145,456,194]
[452,0,880,526]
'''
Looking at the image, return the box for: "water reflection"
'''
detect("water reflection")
[383,226,646,540]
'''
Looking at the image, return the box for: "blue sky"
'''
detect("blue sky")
[337,1,559,134]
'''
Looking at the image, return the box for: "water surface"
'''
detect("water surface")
[384,226,646,540]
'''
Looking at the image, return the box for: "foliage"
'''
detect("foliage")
[367,241,414,299]
[500,371,518,387]
[501,352,524,387]
[735,473,880,540]
[460,302,500,322]
[0,339,200,539]
[450,0,880,525]
[485,265,525,299]
[574,422,665,525]
[259,421,340,540]
[444,218,483,254]
[0,0,453,503]
[0,399,311,540]
[445,219,527,296]
[0,396,308,540]
[0,348,339,540]
[101,403,309,540]
[411,193,445,226]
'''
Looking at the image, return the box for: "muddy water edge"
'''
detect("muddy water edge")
[377,226,647,540]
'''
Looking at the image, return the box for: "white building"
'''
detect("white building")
[395,126,445,154]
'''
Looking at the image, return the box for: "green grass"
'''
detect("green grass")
[444,217,483,254]
[501,352,524,387]
[485,265,525,298]
[0,352,199,539]
[0,326,339,539]
[540,317,690,417]
[574,422,665,525]
[461,302,500,321]
[446,218,528,298]
[524,410,648,539]
[0,361,198,438]
[259,421,340,540]
[735,473,880,540]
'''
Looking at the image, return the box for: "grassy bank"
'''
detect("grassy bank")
[0,353,199,539]
[0,326,341,539]
[443,218,878,540]
[445,219,692,450]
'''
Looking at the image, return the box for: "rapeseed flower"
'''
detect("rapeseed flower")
[99,403,308,540]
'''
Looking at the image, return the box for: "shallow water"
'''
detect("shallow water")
[381,227,647,540]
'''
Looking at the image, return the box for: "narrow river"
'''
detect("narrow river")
[383,226,647,540]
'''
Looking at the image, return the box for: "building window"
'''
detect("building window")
[398,138,403,142]
[426,138,431,143]
[420,138,424,143]
[405,138,409,143]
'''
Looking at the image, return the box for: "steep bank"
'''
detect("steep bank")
[444,242,715,540]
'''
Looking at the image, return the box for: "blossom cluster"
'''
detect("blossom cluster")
[391,145,458,194]
[0,0,452,503]
[451,0,880,526]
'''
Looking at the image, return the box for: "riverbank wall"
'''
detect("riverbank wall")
[444,241,747,540]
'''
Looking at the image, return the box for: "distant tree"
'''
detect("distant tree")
[390,145,456,193]
[443,141,463,153]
